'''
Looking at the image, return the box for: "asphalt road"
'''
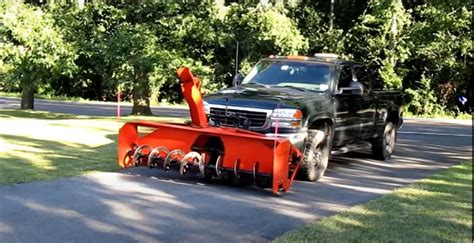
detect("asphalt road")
[0,97,189,117]
[0,97,472,242]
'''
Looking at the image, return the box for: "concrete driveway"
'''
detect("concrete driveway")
[0,97,472,242]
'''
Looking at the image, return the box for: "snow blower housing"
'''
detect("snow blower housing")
[118,67,303,194]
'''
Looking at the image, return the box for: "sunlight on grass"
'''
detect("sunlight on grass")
[0,118,117,147]
[277,161,473,243]
[0,109,185,185]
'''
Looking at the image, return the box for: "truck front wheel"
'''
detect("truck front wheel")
[372,122,396,160]
[302,127,331,182]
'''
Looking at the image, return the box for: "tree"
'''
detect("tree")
[50,3,125,101]
[105,23,163,115]
[218,3,307,83]
[403,0,471,113]
[0,2,76,109]
[0,1,469,117]
[122,1,225,102]
[288,3,343,55]
[345,0,411,89]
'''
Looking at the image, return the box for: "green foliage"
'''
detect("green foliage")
[288,2,346,55]
[222,4,308,75]
[106,24,158,87]
[0,2,76,93]
[0,1,471,116]
[50,1,224,107]
[50,3,126,100]
[122,1,220,65]
[403,0,471,111]
[345,0,411,89]
[148,52,220,104]
[404,75,445,115]
[378,60,403,90]
[121,2,224,103]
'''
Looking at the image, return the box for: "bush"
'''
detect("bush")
[404,75,446,116]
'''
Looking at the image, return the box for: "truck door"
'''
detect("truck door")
[333,65,362,146]
[354,65,376,139]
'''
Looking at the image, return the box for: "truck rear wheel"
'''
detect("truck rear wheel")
[372,122,396,160]
[302,127,330,182]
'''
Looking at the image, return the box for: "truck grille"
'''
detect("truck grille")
[209,108,268,128]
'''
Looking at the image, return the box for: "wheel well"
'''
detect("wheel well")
[309,119,333,135]
[387,110,400,125]
[308,119,334,157]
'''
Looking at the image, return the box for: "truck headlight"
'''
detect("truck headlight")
[203,101,210,115]
[271,109,303,128]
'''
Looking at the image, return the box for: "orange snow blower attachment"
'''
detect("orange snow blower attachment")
[118,67,303,194]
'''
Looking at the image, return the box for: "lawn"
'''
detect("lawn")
[278,161,473,242]
[0,109,185,185]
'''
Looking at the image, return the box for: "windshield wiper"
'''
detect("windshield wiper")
[276,85,314,92]
[245,82,272,88]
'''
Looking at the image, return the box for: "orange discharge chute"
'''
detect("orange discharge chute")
[118,67,303,194]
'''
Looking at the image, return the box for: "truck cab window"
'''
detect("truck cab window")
[354,66,370,92]
[371,69,384,90]
[241,60,332,92]
[338,65,353,89]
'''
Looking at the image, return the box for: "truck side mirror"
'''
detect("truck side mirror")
[337,87,363,96]
[233,72,245,86]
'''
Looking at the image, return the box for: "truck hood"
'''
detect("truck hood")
[204,85,327,110]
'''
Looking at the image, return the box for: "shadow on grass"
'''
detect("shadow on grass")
[0,110,91,120]
[0,134,119,185]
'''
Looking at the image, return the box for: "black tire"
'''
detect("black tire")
[302,126,331,182]
[372,122,396,160]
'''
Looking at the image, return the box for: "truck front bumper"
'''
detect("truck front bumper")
[265,131,307,150]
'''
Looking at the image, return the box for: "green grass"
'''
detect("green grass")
[278,161,473,242]
[0,109,185,186]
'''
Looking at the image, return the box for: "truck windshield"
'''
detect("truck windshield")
[241,59,332,92]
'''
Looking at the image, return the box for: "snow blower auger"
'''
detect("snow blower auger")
[118,67,303,195]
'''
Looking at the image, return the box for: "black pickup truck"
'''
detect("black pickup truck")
[203,54,404,182]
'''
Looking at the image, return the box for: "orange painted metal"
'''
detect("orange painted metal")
[117,67,303,194]
[286,55,309,60]
[177,67,208,128]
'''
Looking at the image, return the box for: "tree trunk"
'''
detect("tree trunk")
[77,0,84,10]
[21,85,34,110]
[388,12,398,66]
[131,76,152,116]
[329,0,334,31]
